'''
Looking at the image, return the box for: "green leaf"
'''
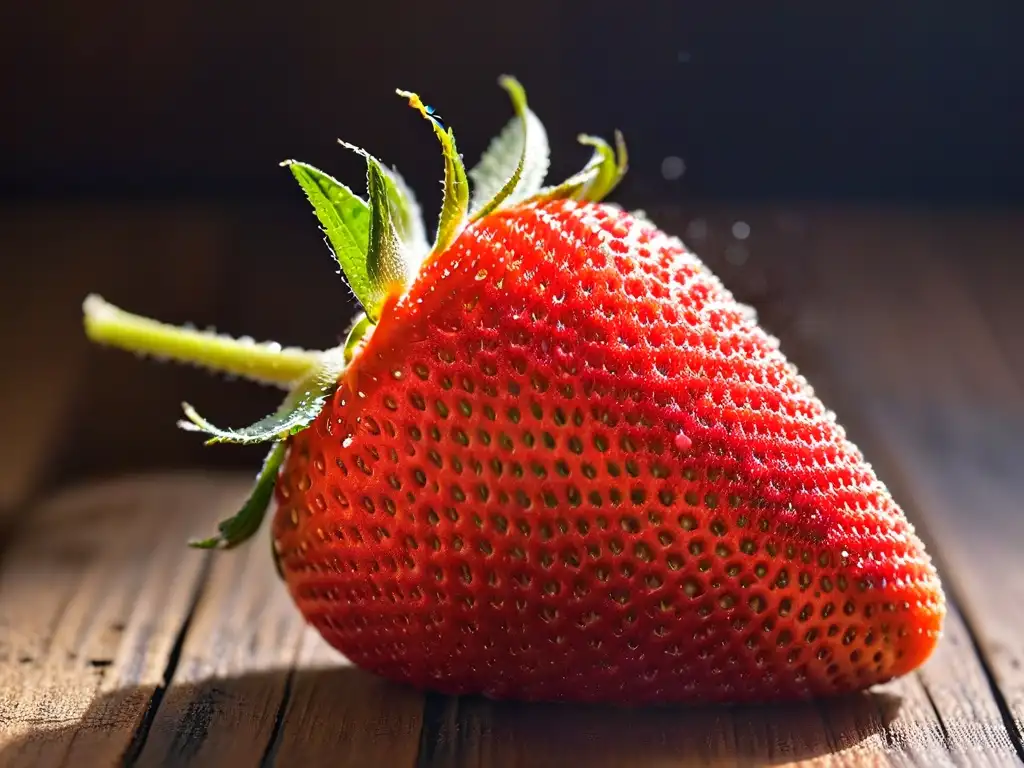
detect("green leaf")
[468,75,550,219]
[395,89,469,255]
[530,131,629,204]
[366,157,414,299]
[178,347,347,445]
[338,141,430,261]
[282,161,376,309]
[189,440,288,550]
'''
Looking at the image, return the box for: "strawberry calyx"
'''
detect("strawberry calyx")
[189,440,289,550]
[79,75,631,554]
[177,346,347,445]
[291,76,627,322]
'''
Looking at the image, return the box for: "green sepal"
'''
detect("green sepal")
[281,161,376,310]
[577,131,628,201]
[396,89,469,256]
[337,140,430,263]
[189,440,288,550]
[384,164,430,262]
[614,131,629,183]
[178,347,347,445]
[529,131,629,204]
[343,312,373,363]
[366,157,412,298]
[468,75,550,220]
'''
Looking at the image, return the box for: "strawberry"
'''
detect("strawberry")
[83,77,945,705]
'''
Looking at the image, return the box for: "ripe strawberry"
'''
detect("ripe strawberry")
[83,77,945,705]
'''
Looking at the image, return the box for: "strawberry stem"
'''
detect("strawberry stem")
[82,294,322,388]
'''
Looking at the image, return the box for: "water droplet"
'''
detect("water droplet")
[660,156,686,181]
[725,243,749,266]
[731,221,751,240]
[674,431,693,452]
[342,436,354,448]
[685,219,707,242]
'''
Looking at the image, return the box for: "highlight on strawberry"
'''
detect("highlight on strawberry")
[82,77,945,705]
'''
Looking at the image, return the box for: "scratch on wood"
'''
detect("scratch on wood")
[119,552,213,767]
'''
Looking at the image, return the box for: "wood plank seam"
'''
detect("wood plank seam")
[119,552,214,766]
[954,610,1024,763]
[416,693,455,767]
[258,668,297,767]
[919,680,953,751]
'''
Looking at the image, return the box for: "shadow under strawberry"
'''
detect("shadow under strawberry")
[0,665,901,766]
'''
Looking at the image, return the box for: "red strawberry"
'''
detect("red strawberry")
[83,77,945,705]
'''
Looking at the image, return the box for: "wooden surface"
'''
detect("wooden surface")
[1,204,1022,767]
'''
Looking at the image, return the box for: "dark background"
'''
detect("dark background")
[4,1,1022,205]
[2,0,1022,489]
[4,4,1024,760]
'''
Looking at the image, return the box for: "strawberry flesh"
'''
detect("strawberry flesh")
[272,199,944,704]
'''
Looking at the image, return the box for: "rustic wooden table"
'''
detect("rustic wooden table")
[1,204,1022,767]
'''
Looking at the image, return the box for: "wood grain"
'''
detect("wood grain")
[0,473,232,768]
[268,629,424,767]
[934,212,1024,387]
[130,502,305,767]
[129,497,426,767]
[0,473,428,768]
